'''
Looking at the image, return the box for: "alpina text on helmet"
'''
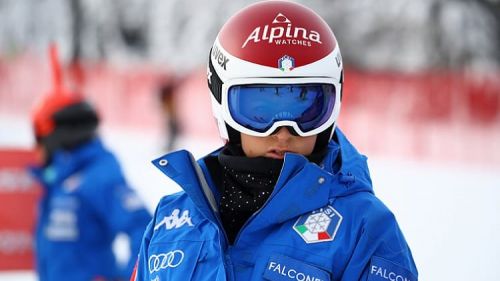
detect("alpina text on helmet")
[242,13,322,48]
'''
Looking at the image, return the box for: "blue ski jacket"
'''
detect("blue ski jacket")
[133,129,418,281]
[30,138,152,281]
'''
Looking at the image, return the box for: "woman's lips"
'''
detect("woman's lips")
[266,148,289,159]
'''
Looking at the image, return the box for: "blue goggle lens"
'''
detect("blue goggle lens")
[228,83,336,133]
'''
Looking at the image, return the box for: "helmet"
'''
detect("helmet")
[32,45,99,158]
[208,0,343,148]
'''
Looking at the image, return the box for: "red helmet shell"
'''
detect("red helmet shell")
[208,1,343,142]
[218,1,337,69]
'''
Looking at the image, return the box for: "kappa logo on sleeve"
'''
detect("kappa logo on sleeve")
[368,256,417,281]
[263,254,330,281]
[293,205,342,243]
[154,209,194,231]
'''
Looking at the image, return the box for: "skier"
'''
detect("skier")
[132,1,418,280]
[30,45,152,281]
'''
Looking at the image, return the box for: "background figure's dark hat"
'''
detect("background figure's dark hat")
[31,44,99,157]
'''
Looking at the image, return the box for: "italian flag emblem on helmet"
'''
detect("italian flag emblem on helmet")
[293,205,343,243]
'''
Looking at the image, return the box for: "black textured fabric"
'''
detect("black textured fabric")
[217,145,283,244]
[205,143,328,244]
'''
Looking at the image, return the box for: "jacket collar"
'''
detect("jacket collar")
[250,153,333,225]
[30,138,105,186]
[327,128,374,198]
[152,150,221,225]
[152,128,373,227]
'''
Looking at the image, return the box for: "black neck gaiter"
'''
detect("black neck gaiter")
[216,145,283,244]
[205,143,329,244]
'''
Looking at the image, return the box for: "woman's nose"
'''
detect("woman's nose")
[274,126,293,141]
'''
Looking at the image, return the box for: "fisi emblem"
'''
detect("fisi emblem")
[278,55,295,71]
[293,205,342,243]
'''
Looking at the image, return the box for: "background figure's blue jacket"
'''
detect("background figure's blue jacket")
[134,129,418,281]
[30,138,152,281]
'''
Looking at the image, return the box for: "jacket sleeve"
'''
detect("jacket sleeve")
[340,203,418,281]
[132,196,165,281]
[81,155,152,279]
[95,182,152,277]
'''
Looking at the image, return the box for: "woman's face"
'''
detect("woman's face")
[240,127,317,159]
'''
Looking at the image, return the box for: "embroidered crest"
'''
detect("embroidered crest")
[293,205,342,243]
[278,55,295,71]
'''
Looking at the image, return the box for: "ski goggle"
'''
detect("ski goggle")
[221,78,341,137]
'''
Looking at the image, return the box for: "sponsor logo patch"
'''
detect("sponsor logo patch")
[211,45,229,70]
[368,256,417,281]
[293,205,342,243]
[242,13,322,48]
[263,254,330,281]
[148,250,184,274]
[154,209,194,231]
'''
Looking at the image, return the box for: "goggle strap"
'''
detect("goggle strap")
[208,53,223,103]
[339,70,344,102]
[226,123,241,144]
[313,124,334,152]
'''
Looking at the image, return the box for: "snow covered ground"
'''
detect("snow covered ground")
[1,115,499,281]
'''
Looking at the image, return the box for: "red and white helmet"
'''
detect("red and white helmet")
[208,0,343,144]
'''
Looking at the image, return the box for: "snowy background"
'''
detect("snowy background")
[1,0,498,72]
[1,116,499,281]
[1,0,500,280]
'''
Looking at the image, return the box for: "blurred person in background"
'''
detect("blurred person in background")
[157,76,182,152]
[29,46,151,281]
[131,1,417,281]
